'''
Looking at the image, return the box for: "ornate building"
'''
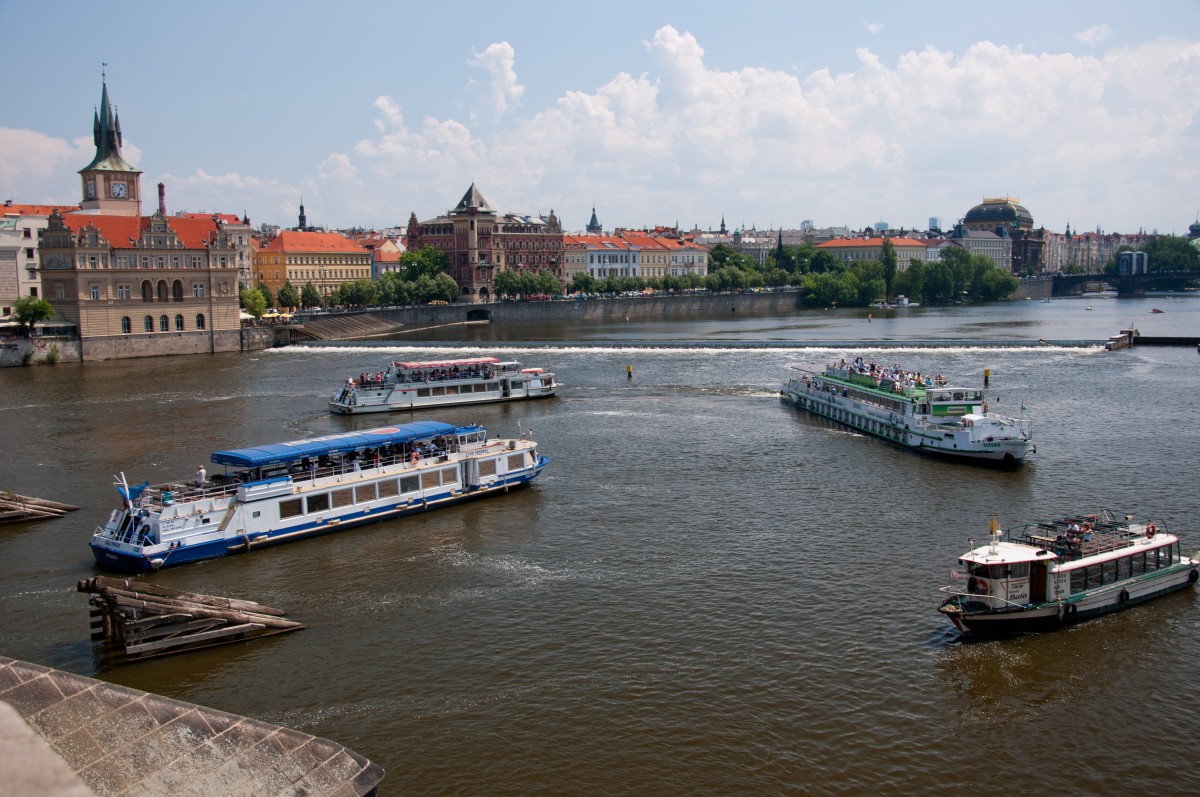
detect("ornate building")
[405,185,563,302]
[961,197,1044,274]
[39,78,243,360]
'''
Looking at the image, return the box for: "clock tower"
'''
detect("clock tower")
[78,75,142,216]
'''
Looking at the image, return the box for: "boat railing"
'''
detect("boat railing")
[938,585,1030,610]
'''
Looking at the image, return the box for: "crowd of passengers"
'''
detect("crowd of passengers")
[842,356,948,391]
[349,365,498,387]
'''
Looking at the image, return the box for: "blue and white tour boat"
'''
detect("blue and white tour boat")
[329,356,561,415]
[780,357,1035,466]
[938,512,1199,634]
[90,421,548,572]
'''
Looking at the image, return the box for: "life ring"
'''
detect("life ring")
[1118,589,1129,606]
[409,451,420,465]
[968,577,988,596]
[1145,524,1156,539]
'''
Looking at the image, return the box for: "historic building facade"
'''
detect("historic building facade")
[254,231,372,298]
[38,79,243,360]
[961,197,1044,274]
[405,184,564,302]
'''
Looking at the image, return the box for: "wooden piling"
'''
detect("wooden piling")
[0,492,79,524]
[78,576,303,662]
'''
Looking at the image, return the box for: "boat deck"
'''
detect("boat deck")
[1011,516,1161,561]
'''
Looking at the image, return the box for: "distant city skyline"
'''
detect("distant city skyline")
[2,1,1198,235]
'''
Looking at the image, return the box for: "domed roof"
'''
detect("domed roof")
[963,198,1034,230]
[1188,218,1200,238]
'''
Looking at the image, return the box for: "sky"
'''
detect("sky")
[2,1,1198,236]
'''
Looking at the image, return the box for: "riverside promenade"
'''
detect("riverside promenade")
[0,656,383,796]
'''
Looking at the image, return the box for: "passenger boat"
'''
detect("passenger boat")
[329,357,561,415]
[780,357,1035,466]
[938,512,1199,634]
[90,421,548,573]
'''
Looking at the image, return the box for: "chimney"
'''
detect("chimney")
[158,182,166,215]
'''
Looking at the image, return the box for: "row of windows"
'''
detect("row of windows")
[119,314,207,333]
[278,256,368,266]
[88,280,208,301]
[79,255,230,269]
[1069,544,1180,593]
[278,468,458,519]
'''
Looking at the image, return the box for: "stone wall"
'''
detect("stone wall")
[0,338,82,367]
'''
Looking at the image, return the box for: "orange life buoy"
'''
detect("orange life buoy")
[410,451,419,465]
[968,577,989,596]
[1146,523,1156,539]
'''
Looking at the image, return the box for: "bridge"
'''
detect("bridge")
[1052,270,1199,297]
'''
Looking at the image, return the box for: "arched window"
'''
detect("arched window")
[195,313,206,330]
[121,316,131,334]
[159,314,169,331]
[174,314,184,331]
[141,280,153,302]
[143,315,154,332]
[172,280,184,301]
[157,280,169,301]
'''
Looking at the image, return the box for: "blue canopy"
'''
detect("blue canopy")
[211,421,472,468]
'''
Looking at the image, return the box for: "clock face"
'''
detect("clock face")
[86,181,96,199]
[111,182,127,198]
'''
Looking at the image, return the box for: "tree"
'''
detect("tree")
[11,296,53,336]
[257,283,275,309]
[239,288,266,318]
[277,281,300,310]
[880,238,898,300]
[301,281,322,308]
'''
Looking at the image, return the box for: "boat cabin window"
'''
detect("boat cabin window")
[279,498,303,520]
[377,479,399,498]
[400,475,419,494]
[479,459,497,478]
[355,484,376,503]
[331,488,353,509]
[306,493,330,514]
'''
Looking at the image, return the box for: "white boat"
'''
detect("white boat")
[89,421,548,572]
[938,513,1199,635]
[780,357,1035,466]
[329,357,561,415]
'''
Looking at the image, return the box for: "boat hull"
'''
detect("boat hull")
[330,388,558,415]
[781,386,1033,466]
[940,565,1199,635]
[92,453,548,573]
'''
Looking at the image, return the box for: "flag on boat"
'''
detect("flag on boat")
[948,568,964,581]
[115,478,148,503]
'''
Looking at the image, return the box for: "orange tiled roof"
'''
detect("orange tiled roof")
[258,230,368,254]
[1,203,81,217]
[817,236,926,249]
[59,213,227,249]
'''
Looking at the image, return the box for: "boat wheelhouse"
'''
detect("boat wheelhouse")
[780,357,1034,466]
[329,356,560,415]
[938,512,1199,635]
[90,421,548,573]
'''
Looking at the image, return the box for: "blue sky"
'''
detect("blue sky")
[2,1,1198,235]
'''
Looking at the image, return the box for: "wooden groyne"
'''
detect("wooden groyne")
[1104,328,1200,350]
[79,576,303,662]
[0,491,78,524]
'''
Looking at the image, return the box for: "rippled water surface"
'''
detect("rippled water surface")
[2,296,1198,795]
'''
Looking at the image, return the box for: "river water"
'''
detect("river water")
[2,294,1198,796]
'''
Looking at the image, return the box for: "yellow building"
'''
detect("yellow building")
[255,231,372,300]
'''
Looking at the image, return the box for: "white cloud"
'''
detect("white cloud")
[247,28,1200,232]
[865,21,884,35]
[1075,24,1113,45]
[467,42,525,121]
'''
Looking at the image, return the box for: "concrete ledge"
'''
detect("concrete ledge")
[0,698,97,797]
[0,656,383,797]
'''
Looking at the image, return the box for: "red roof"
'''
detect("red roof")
[1,203,81,217]
[817,237,926,249]
[59,213,225,249]
[258,230,369,254]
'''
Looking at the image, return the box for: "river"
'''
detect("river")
[1,293,1198,795]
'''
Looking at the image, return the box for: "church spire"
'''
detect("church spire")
[82,72,136,173]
